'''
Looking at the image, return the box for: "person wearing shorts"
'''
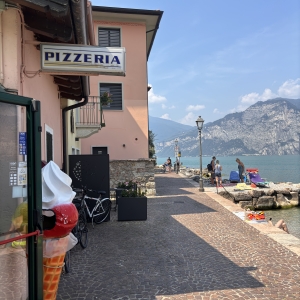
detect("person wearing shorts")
[214,160,222,188]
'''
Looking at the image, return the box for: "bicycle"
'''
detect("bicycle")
[72,187,88,249]
[63,188,88,274]
[74,186,112,228]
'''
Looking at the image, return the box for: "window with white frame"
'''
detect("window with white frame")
[100,83,122,110]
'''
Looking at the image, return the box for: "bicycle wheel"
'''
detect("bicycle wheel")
[79,226,88,248]
[71,223,81,244]
[64,250,71,273]
[77,210,88,248]
[93,198,111,224]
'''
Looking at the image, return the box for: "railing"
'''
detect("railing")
[75,96,105,127]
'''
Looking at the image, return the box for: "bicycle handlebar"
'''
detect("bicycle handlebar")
[72,186,106,197]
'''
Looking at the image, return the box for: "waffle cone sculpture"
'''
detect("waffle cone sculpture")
[43,253,66,300]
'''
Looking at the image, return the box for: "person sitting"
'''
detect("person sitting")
[268,218,289,233]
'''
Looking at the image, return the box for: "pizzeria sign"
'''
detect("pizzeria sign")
[41,44,126,76]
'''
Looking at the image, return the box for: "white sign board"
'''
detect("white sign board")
[17,167,27,185]
[41,44,126,76]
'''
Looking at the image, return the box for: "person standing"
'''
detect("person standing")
[167,157,172,173]
[214,160,222,188]
[236,158,245,183]
[210,156,216,185]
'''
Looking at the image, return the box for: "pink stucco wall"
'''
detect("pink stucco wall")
[81,21,149,159]
[2,9,63,167]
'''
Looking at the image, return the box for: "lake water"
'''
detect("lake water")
[157,155,300,184]
[157,155,300,239]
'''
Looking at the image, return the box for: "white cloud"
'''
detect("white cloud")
[186,104,205,111]
[236,78,300,112]
[240,88,277,105]
[213,108,223,114]
[240,92,260,105]
[278,78,300,98]
[162,104,176,109]
[160,114,171,120]
[180,112,196,126]
[148,84,167,104]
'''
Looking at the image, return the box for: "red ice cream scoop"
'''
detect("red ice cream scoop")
[43,203,78,239]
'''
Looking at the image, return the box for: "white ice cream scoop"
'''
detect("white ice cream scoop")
[42,161,76,209]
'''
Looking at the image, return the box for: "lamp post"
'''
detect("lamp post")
[175,138,178,159]
[196,116,204,192]
[174,138,178,173]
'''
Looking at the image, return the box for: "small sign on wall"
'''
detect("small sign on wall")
[19,132,27,155]
[18,167,27,185]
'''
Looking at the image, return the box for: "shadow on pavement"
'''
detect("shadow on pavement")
[155,174,196,196]
[58,189,263,299]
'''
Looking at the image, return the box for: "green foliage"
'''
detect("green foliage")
[100,91,113,106]
[117,180,136,189]
[149,130,156,158]
[121,187,146,198]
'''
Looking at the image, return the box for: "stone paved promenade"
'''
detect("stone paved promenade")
[58,173,300,300]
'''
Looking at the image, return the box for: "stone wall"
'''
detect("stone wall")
[110,159,156,196]
[219,187,300,210]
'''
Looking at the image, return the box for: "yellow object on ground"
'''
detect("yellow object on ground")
[43,253,66,300]
[236,183,253,190]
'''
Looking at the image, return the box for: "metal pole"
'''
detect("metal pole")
[199,130,204,192]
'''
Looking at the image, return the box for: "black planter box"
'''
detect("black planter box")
[115,188,125,205]
[118,197,147,221]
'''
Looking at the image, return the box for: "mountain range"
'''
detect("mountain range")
[149,98,300,157]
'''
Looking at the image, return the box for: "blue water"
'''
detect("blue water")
[157,155,300,184]
[157,155,300,238]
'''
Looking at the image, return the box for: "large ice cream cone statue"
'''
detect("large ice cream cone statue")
[42,161,79,300]
[43,253,66,300]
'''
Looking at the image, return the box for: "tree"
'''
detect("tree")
[149,130,156,158]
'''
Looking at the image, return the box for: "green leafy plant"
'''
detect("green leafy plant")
[100,91,113,106]
[117,180,136,189]
[121,188,146,198]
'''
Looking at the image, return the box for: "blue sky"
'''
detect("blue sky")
[94,0,300,125]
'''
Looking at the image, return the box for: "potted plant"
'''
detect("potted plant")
[118,187,147,221]
[100,91,113,106]
[115,180,137,205]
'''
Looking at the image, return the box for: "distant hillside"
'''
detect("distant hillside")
[286,98,300,109]
[152,98,300,157]
[149,116,193,143]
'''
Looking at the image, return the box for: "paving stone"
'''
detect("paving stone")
[57,173,300,300]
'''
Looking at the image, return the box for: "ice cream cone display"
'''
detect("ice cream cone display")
[42,161,79,299]
[43,253,66,300]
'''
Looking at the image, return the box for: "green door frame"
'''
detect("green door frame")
[0,90,43,300]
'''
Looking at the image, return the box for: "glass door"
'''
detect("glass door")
[0,92,42,300]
